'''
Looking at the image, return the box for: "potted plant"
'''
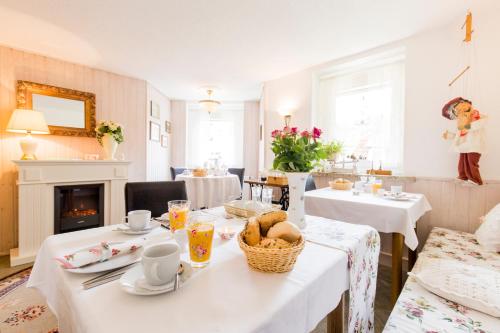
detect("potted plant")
[324,140,343,161]
[95,120,124,160]
[271,126,326,228]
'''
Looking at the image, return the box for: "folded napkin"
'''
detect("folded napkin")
[55,237,146,269]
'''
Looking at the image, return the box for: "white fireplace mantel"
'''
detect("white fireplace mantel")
[11,160,131,266]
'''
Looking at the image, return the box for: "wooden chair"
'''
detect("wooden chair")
[125,181,187,217]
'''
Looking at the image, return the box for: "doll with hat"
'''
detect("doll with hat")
[442,97,486,185]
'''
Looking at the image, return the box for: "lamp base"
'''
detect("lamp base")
[20,153,37,160]
[19,133,38,160]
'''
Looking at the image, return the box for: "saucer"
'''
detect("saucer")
[120,261,192,296]
[116,220,160,235]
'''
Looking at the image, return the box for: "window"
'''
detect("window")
[316,52,405,172]
[186,103,244,168]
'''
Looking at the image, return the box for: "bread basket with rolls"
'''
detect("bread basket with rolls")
[238,210,304,273]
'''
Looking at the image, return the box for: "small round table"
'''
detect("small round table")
[176,174,242,209]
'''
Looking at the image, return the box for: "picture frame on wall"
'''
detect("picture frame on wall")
[149,121,160,142]
[161,134,168,148]
[165,120,172,134]
[150,101,160,119]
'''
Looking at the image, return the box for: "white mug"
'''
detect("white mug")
[391,185,403,195]
[123,210,151,231]
[141,243,180,286]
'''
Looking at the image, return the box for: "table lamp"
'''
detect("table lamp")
[6,109,50,160]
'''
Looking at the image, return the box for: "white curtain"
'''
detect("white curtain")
[186,103,244,168]
[317,59,405,172]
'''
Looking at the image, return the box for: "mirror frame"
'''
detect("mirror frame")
[16,80,96,137]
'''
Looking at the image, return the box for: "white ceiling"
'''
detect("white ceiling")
[0,0,489,100]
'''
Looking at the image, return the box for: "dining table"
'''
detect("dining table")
[176,174,242,209]
[304,187,432,305]
[27,207,380,333]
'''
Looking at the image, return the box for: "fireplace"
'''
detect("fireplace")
[54,184,104,234]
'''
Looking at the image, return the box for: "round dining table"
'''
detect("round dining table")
[176,174,242,209]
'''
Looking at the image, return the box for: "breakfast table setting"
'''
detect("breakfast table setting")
[27,204,380,333]
[304,179,432,304]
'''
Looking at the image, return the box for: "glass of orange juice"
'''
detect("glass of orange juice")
[371,180,383,194]
[168,200,190,232]
[186,214,215,268]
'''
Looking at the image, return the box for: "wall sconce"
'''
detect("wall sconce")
[284,114,291,127]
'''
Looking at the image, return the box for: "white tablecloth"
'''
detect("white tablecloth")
[176,174,242,209]
[27,208,350,333]
[305,188,432,250]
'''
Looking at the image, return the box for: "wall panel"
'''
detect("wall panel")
[0,46,147,254]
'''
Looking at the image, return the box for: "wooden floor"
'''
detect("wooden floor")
[0,256,404,333]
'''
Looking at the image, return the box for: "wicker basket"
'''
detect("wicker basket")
[224,204,257,218]
[267,175,288,185]
[329,179,353,191]
[238,233,305,273]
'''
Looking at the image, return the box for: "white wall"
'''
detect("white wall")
[170,100,188,172]
[262,9,500,180]
[146,83,171,181]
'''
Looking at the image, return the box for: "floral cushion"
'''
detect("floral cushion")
[384,227,500,333]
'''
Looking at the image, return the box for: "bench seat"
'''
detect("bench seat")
[383,227,500,333]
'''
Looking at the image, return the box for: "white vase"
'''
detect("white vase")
[101,134,118,160]
[285,172,309,229]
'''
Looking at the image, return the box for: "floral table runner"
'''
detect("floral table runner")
[303,217,380,333]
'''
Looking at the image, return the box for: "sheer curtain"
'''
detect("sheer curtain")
[316,57,405,172]
[186,103,244,168]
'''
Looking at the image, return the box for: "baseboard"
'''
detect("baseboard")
[9,248,36,267]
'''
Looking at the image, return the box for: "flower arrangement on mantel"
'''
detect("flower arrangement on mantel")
[271,126,326,172]
[95,120,124,145]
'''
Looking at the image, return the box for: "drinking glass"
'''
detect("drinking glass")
[251,186,262,201]
[186,213,215,268]
[168,200,190,232]
[371,180,383,194]
[261,187,273,207]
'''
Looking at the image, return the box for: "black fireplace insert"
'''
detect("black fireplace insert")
[54,183,104,234]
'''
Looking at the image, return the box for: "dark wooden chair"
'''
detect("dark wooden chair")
[170,167,187,180]
[305,175,316,192]
[125,181,187,218]
[228,168,245,187]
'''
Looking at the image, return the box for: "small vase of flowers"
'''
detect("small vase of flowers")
[271,126,326,228]
[95,120,124,160]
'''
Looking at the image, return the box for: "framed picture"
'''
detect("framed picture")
[161,134,168,148]
[149,121,160,142]
[150,101,160,119]
[165,120,172,134]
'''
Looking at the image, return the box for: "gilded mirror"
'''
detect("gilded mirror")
[16,80,96,137]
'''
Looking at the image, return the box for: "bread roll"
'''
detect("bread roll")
[255,237,292,249]
[243,217,261,246]
[267,221,301,243]
[258,210,288,236]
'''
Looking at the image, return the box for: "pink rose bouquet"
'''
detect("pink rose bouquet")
[271,126,326,172]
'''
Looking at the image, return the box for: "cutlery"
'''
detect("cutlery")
[83,273,124,290]
[82,262,138,287]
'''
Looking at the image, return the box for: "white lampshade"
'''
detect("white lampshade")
[6,109,50,134]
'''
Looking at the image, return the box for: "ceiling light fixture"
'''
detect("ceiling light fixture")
[198,89,220,114]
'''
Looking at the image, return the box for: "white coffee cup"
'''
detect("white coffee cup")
[141,243,180,286]
[123,210,151,231]
[391,185,403,195]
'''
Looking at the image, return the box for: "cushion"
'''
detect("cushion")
[410,258,500,317]
[475,203,500,252]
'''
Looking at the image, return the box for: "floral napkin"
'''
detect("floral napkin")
[303,218,380,333]
[55,237,146,269]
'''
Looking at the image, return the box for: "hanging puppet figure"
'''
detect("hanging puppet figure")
[442,97,486,185]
